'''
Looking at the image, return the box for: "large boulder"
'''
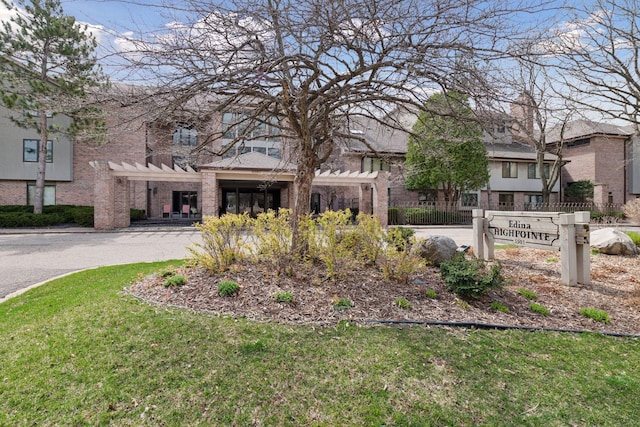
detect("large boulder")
[590,228,639,256]
[413,235,459,266]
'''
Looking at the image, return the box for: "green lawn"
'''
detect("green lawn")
[1,262,639,426]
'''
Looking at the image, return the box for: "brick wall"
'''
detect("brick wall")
[0,181,27,205]
[59,100,148,208]
[561,135,628,204]
[593,136,627,204]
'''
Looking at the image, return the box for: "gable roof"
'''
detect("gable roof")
[547,119,633,143]
[199,151,296,171]
[485,141,558,162]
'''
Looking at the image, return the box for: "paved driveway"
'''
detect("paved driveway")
[0,225,473,302]
[0,228,201,301]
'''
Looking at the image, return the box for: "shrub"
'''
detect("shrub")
[625,231,640,247]
[253,209,293,275]
[530,303,550,316]
[218,280,240,297]
[72,206,94,227]
[0,205,143,228]
[163,275,186,288]
[386,226,415,251]
[158,266,176,278]
[425,289,437,299]
[0,212,64,228]
[274,291,294,304]
[564,180,593,202]
[333,296,353,310]
[580,308,610,324]
[456,300,471,310]
[491,301,509,313]
[189,213,252,273]
[591,210,625,224]
[403,208,467,225]
[440,254,505,298]
[0,205,33,213]
[622,198,640,224]
[351,213,386,265]
[315,210,353,279]
[394,298,412,309]
[130,208,146,221]
[379,243,424,283]
[517,288,537,300]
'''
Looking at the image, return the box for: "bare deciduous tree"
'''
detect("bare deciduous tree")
[556,0,640,129]
[122,0,550,255]
[505,55,580,204]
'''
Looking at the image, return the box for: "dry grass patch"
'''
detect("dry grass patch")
[535,284,564,295]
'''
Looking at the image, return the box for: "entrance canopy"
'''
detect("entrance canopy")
[90,154,388,229]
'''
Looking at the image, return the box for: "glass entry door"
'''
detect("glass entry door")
[222,189,279,216]
[172,191,197,216]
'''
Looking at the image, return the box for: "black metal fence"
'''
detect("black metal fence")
[388,202,625,226]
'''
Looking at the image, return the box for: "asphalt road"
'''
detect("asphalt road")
[0,225,473,302]
[0,228,201,301]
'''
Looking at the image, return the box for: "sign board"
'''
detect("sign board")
[485,211,561,250]
[473,209,591,286]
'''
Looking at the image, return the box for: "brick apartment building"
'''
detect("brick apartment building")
[7,92,636,228]
[547,119,640,205]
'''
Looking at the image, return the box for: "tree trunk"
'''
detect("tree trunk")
[538,152,551,204]
[33,111,48,214]
[290,156,315,258]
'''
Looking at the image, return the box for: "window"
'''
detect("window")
[498,193,514,210]
[525,194,544,209]
[23,139,52,163]
[502,161,518,178]
[418,190,438,203]
[527,163,550,179]
[27,184,56,205]
[222,113,280,141]
[269,147,281,159]
[460,192,479,208]
[172,125,197,146]
[221,144,282,159]
[362,156,390,173]
[221,113,281,158]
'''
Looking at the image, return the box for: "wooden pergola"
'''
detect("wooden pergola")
[90,158,389,229]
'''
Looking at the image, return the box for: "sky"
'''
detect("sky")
[0,0,629,125]
[0,1,181,58]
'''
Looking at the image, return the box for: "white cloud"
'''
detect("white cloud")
[0,0,107,45]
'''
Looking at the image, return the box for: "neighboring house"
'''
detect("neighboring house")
[482,121,561,210]
[0,103,74,205]
[0,97,148,211]
[341,110,561,211]
[546,119,639,205]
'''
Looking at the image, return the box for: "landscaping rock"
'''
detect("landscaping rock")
[590,228,639,256]
[413,235,458,266]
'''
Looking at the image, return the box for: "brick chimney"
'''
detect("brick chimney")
[510,92,535,144]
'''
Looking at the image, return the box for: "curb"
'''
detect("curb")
[0,269,85,304]
[0,225,199,235]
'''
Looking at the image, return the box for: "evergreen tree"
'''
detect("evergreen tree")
[0,0,107,213]
[405,92,489,207]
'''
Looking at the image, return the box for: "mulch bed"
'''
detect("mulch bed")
[129,247,640,336]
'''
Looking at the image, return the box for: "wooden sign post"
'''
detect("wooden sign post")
[473,209,590,285]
